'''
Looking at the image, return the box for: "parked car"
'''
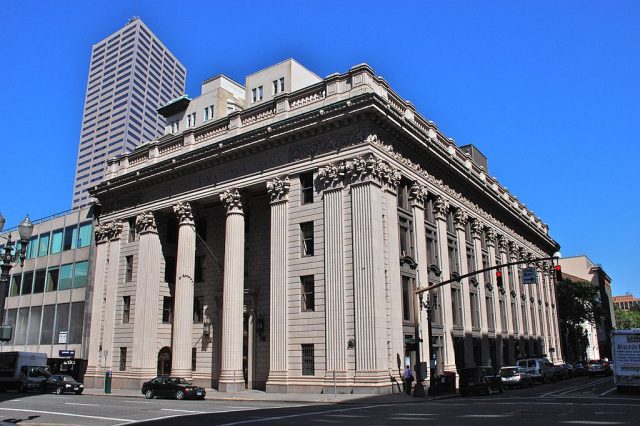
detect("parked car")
[553,363,570,380]
[587,360,612,377]
[573,361,588,376]
[459,367,503,396]
[40,374,84,395]
[499,366,534,388]
[516,357,555,383]
[560,363,576,378]
[141,376,206,400]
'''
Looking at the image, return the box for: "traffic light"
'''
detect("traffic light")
[496,270,503,287]
[555,264,562,281]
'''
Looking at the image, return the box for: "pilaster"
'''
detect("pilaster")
[497,235,515,363]
[218,189,246,392]
[265,177,290,391]
[172,201,196,379]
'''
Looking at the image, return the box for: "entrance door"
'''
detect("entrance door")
[157,347,172,376]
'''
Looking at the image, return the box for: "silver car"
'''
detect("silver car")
[499,366,534,388]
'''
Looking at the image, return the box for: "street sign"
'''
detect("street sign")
[58,331,68,344]
[59,350,75,358]
[522,267,538,284]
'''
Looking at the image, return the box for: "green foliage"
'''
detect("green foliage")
[614,307,640,329]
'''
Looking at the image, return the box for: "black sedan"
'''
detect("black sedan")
[40,374,84,395]
[142,376,206,400]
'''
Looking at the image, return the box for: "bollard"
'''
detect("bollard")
[104,370,112,394]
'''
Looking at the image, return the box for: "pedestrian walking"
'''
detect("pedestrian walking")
[402,365,414,395]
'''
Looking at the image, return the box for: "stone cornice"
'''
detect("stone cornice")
[266,176,290,203]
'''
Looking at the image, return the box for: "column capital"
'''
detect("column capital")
[509,241,519,260]
[470,217,482,240]
[497,235,508,254]
[106,220,123,241]
[135,212,157,235]
[485,227,497,247]
[95,222,111,245]
[317,162,347,190]
[173,201,194,225]
[453,208,468,231]
[266,176,291,203]
[345,155,401,190]
[220,189,244,214]
[409,182,427,208]
[433,195,449,221]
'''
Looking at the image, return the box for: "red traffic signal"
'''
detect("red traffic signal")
[555,264,562,281]
[496,270,503,287]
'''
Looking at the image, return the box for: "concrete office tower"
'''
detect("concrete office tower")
[72,17,186,208]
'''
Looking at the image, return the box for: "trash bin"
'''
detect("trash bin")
[104,370,112,394]
[442,371,457,393]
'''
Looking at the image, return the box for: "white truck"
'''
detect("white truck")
[611,329,640,392]
[0,352,51,392]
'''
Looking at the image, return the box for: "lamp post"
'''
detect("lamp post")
[420,292,438,393]
[0,212,34,341]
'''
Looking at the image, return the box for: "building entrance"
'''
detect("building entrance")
[157,347,171,376]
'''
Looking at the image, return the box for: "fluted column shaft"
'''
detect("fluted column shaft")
[102,221,123,370]
[434,210,456,372]
[219,190,245,392]
[410,187,429,374]
[536,267,548,354]
[384,186,403,377]
[486,236,504,366]
[86,228,109,375]
[266,176,290,388]
[471,229,490,366]
[172,202,196,379]
[132,212,161,376]
[454,215,473,367]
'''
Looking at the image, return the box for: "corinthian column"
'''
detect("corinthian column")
[172,201,196,379]
[218,189,245,392]
[453,209,473,367]
[470,218,490,366]
[132,212,161,377]
[86,223,110,379]
[265,176,290,392]
[410,183,429,376]
[101,221,123,371]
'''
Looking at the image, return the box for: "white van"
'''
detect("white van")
[0,352,51,392]
[516,357,555,383]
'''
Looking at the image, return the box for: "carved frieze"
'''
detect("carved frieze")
[220,189,243,214]
[135,212,157,235]
[317,153,401,191]
[173,201,194,225]
[266,176,291,203]
[94,223,110,245]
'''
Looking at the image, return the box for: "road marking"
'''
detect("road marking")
[0,407,134,423]
[539,377,612,397]
[123,400,153,404]
[559,422,624,425]
[599,388,617,396]
[461,414,511,418]
[65,402,100,407]
[161,408,207,414]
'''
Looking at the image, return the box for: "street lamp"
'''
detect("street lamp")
[0,212,34,341]
[419,292,438,393]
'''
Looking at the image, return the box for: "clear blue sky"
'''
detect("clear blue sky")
[1,1,638,295]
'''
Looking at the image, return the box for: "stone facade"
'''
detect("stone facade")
[86,62,561,393]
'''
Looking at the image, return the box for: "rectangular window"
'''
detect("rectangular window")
[162,297,174,323]
[119,347,127,371]
[68,302,84,344]
[40,305,55,344]
[279,77,285,92]
[125,256,134,282]
[451,287,462,327]
[59,264,73,290]
[251,88,257,103]
[447,238,459,274]
[272,80,278,95]
[50,229,63,254]
[63,225,78,251]
[187,112,196,127]
[122,296,131,324]
[301,275,315,312]
[78,222,92,248]
[401,276,414,322]
[21,271,34,295]
[300,222,314,256]
[128,218,136,242]
[500,299,508,332]
[27,305,42,345]
[27,236,38,259]
[257,85,263,101]
[470,292,480,329]
[54,303,69,344]
[74,261,89,288]
[301,344,315,376]
[193,296,203,323]
[33,269,46,293]
[194,256,205,283]
[46,268,59,292]
[399,216,414,257]
[38,233,50,257]
[300,172,314,204]
[486,296,495,330]
[426,226,439,267]
[10,275,22,296]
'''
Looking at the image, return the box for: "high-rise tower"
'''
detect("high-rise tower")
[72,17,186,208]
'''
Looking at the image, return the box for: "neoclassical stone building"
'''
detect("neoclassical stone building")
[85,60,562,393]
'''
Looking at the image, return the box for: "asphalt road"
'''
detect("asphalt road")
[0,376,637,425]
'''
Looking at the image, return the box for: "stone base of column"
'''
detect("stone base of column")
[131,367,157,380]
[218,370,245,392]
[322,370,351,394]
[266,370,288,392]
[171,369,192,381]
[351,370,394,394]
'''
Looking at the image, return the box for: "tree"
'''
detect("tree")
[614,307,640,329]
[555,279,602,361]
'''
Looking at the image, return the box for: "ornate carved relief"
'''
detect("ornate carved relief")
[317,162,347,189]
[173,201,194,225]
[108,220,123,241]
[94,223,110,244]
[453,208,468,230]
[433,195,449,221]
[266,176,291,203]
[409,182,427,206]
[485,228,497,247]
[288,127,372,162]
[470,218,483,240]
[498,235,508,254]
[135,212,157,235]
[220,189,243,214]
[317,154,400,191]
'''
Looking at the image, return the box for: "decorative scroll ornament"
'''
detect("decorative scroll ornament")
[266,176,291,202]
[173,201,194,225]
[317,162,347,189]
[135,212,157,234]
[470,218,483,239]
[485,228,497,246]
[509,241,519,259]
[497,235,508,253]
[94,222,110,244]
[220,189,243,214]
[433,195,449,221]
[453,208,468,230]
[344,154,401,189]
[107,220,123,241]
[485,283,493,292]
[409,182,427,205]
[499,287,506,295]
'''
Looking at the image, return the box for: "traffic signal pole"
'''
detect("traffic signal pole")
[414,256,559,296]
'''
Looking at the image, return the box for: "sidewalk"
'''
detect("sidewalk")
[83,387,458,404]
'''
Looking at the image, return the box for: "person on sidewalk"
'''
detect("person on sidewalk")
[402,365,414,395]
